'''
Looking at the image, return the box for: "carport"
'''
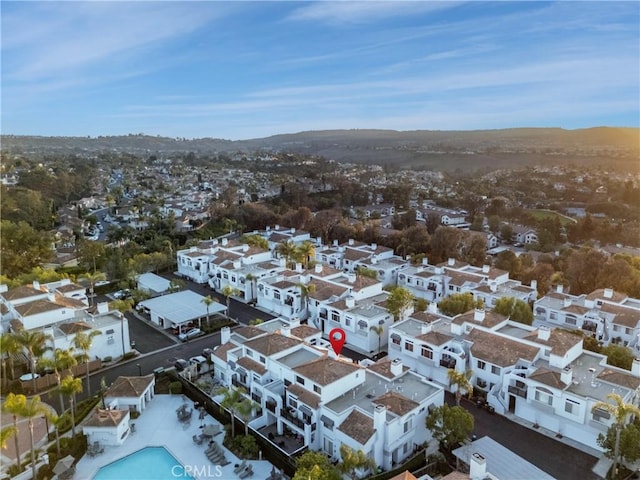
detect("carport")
[137,290,225,334]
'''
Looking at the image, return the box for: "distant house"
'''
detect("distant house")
[137,272,171,295]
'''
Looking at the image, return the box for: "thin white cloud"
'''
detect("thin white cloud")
[287,1,464,25]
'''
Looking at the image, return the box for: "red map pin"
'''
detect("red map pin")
[329,328,346,356]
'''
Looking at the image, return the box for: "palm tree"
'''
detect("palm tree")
[296,240,316,269]
[16,330,52,394]
[276,240,296,268]
[44,410,62,457]
[447,369,474,406]
[201,295,215,328]
[0,425,17,450]
[592,393,640,478]
[60,375,83,436]
[19,395,49,479]
[80,271,107,306]
[217,386,245,438]
[3,393,26,470]
[296,282,316,318]
[39,348,77,414]
[221,285,239,319]
[110,298,134,357]
[0,332,21,381]
[339,444,376,479]
[370,324,384,355]
[99,376,108,409]
[236,397,259,436]
[73,330,102,396]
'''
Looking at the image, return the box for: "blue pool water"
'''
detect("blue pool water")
[93,446,195,480]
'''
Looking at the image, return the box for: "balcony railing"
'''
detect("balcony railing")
[266,402,277,413]
[281,409,305,430]
[508,385,528,398]
[440,358,456,368]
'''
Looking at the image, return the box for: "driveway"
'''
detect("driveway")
[126,312,177,353]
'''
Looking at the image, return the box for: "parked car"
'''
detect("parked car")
[113,289,131,299]
[202,348,214,359]
[174,359,189,372]
[178,328,202,342]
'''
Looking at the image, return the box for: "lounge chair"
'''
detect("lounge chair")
[234,460,248,474]
[238,465,253,479]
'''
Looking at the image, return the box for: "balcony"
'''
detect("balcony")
[281,409,305,430]
[508,385,528,398]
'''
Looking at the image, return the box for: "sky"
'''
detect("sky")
[1,1,639,140]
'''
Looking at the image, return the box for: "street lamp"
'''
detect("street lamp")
[137,363,142,376]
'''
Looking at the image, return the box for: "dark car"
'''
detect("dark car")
[174,359,189,372]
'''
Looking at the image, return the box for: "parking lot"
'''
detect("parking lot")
[126,311,177,353]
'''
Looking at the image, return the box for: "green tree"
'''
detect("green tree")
[221,285,239,318]
[295,240,316,269]
[80,271,107,306]
[438,293,480,317]
[2,393,26,470]
[276,240,297,268]
[386,286,414,322]
[201,295,215,327]
[0,220,54,277]
[236,397,259,436]
[293,451,342,480]
[240,234,269,250]
[60,375,83,436]
[370,325,384,355]
[0,425,17,450]
[592,394,640,478]
[601,344,635,371]
[72,331,102,396]
[447,369,474,406]
[0,333,21,380]
[426,404,474,452]
[44,410,62,457]
[493,297,533,325]
[38,347,77,414]
[19,395,49,479]
[16,330,52,394]
[597,421,640,469]
[339,444,376,479]
[216,386,245,438]
[356,266,378,280]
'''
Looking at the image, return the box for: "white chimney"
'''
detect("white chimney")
[371,257,378,265]
[33,280,41,290]
[347,273,356,283]
[530,280,537,292]
[295,263,303,273]
[222,238,228,246]
[345,296,355,308]
[473,308,485,322]
[563,298,572,308]
[421,323,432,335]
[537,326,551,341]
[315,263,323,274]
[390,358,403,377]
[482,264,490,273]
[220,326,231,344]
[274,224,280,230]
[632,358,640,377]
[291,227,296,234]
[469,452,487,480]
[373,404,386,435]
[348,239,354,246]
[97,302,109,314]
[422,257,429,266]
[427,302,438,314]
[371,243,377,250]
[242,244,249,252]
[448,258,455,266]
[333,240,338,246]
[0,284,7,293]
[561,366,573,385]
[556,284,563,294]
[281,326,291,337]
[604,288,613,299]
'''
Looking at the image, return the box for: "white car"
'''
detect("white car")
[178,328,202,342]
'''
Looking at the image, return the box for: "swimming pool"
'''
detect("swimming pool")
[93,446,195,480]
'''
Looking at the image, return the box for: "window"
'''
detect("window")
[565,399,579,415]
[331,312,340,322]
[314,385,322,394]
[274,291,281,300]
[593,408,611,423]
[612,325,620,332]
[405,341,414,352]
[391,334,401,346]
[534,387,553,406]
[260,356,266,364]
[403,418,412,433]
[565,315,577,326]
[247,350,253,357]
[345,317,352,327]
[296,375,305,385]
[106,329,115,334]
[421,346,433,359]
[491,365,500,375]
[477,360,486,370]
[288,397,297,408]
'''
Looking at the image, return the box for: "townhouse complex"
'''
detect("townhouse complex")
[174,226,640,462]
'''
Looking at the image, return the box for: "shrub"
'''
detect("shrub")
[223,434,260,459]
[122,351,137,361]
[57,396,100,435]
[170,381,183,394]
[103,356,113,363]
[130,410,140,419]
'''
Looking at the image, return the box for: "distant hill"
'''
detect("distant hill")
[2,127,638,171]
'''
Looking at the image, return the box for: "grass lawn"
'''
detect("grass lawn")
[528,209,577,226]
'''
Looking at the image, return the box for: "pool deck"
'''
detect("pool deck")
[75,394,280,480]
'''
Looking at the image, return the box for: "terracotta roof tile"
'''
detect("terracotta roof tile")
[337,409,375,445]
[244,333,302,356]
[367,358,409,379]
[529,368,566,389]
[468,329,539,367]
[287,384,320,409]
[237,356,267,375]
[105,375,154,398]
[234,326,267,339]
[213,342,238,362]
[293,356,360,385]
[597,369,640,390]
[291,325,321,339]
[84,408,128,428]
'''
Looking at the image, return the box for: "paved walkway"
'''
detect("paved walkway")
[0,401,56,468]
